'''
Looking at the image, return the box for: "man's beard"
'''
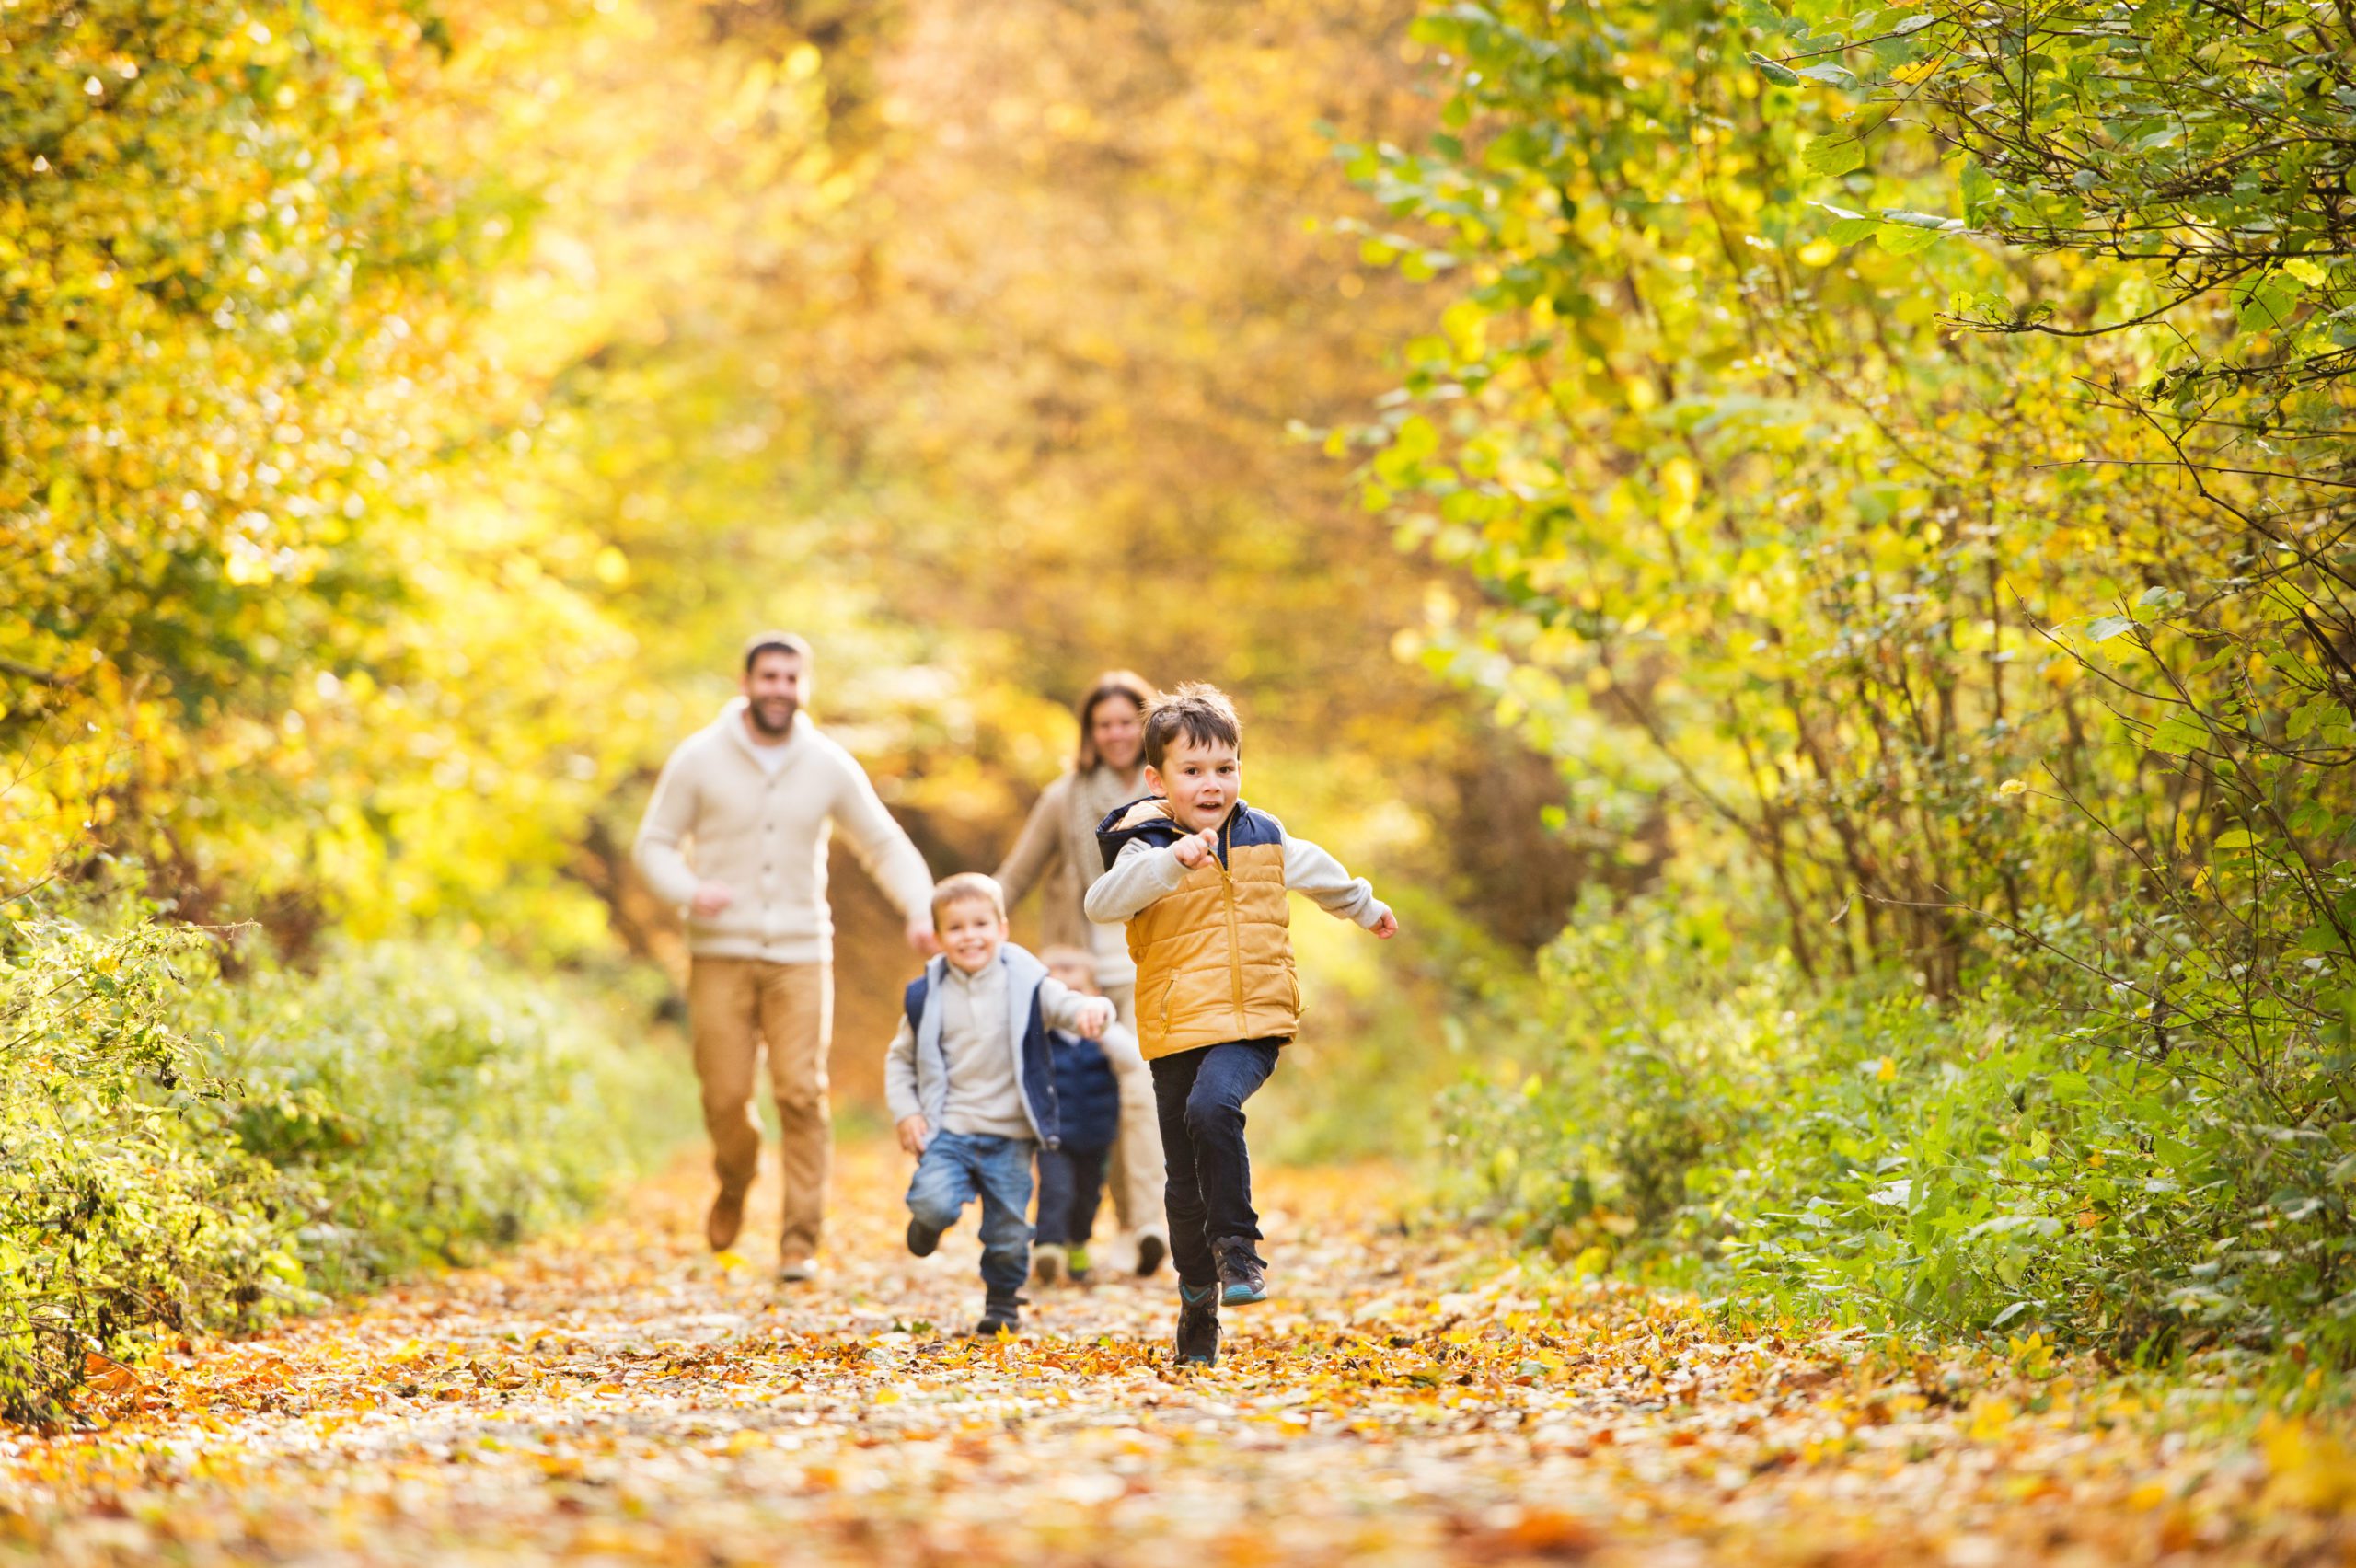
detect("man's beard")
[747,697,798,738]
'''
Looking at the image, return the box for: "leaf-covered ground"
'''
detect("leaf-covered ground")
[4,1143,2350,1565]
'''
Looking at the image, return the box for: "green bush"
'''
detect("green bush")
[201,943,690,1292]
[1441,894,2356,1366]
[0,916,301,1423]
[0,907,689,1422]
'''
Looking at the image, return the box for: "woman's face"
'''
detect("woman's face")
[1091,696,1146,773]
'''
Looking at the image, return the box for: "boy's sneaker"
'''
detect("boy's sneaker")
[1067,1245,1091,1285]
[972,1297,1023,1337]
[1135,1233,1168,1278]
[1031,1243,1068,1286]
[906,1216,944,1258]
[1213,1237,1267,1306]
[1173,1282,1221,1366]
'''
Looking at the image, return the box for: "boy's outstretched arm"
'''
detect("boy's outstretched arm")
[1282,831,1396,934]
[1084,837,1191,925]
[1037,975,1116,1039]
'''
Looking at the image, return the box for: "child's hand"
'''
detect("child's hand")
[1369,910,1399,940]
[1171,828,1218,869]
[895,1114,931,1156]
[1072,997,1115,1039]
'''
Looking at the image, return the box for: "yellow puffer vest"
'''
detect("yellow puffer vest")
[1098,801,1299,1061]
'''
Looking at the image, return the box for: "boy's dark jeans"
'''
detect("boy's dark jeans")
[1149,1039,1283,1288]
[1034,1144,1111,1249]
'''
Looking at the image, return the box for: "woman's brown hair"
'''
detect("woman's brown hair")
[1073,670,1158,772]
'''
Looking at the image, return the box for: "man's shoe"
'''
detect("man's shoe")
[1031,1243,1068,1286]
[1213,1236,1267,1306]
[707,1189,747,1252]
[777,1256,820,1285]
[907,1216,943,1258]
[1135,1233,1168,1278]
[1173,1282,1220,1366]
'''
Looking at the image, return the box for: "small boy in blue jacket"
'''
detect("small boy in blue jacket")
[1031,946,1145,1285]
[884,873,1114,1336]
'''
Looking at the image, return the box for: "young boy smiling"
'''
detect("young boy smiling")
[885,873,1114,1336]
[1083,685,1396,1366]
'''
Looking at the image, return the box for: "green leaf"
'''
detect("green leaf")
[2085,614,2136,642]
[1750,53,1803,86]
[2236,271,2304,334]
[1874,223,1943,255]
[1805,130,1865,177]
[2149,715,2212,754]
[1959,158,1996,224]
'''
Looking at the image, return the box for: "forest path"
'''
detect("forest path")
[1,1143,2338,1566]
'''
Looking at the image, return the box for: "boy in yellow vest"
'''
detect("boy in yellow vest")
[1083,684,1397,1366]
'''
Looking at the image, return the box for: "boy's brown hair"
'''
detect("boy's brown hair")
[1143,682,1242,770]
[929,871,1007,925]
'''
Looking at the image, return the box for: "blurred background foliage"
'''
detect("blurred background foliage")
[1370,0,2356,1362]
[2,0,2350,1378]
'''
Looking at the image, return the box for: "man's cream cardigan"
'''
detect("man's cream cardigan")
[633,700,935,964]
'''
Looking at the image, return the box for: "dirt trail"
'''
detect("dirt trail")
[1,1143,2345,1565]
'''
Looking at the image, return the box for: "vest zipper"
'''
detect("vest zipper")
[1218,816,1245,1032]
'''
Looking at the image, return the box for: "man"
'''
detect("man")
[636,632,937,1282]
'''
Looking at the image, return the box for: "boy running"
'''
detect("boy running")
[885,873,1114,1336]
[1083,685,1396,1366]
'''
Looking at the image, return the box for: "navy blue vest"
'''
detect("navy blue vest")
[904,971,1062,1147]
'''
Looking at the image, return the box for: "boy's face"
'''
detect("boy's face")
[935,897,1009,974]
[1045,957,1095,994]
[1146,732,1241,834]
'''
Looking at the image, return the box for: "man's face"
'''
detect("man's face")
[1146,732,1241,834]
[741,650,807,739]
[936,897,1009,974]
[1091,697,1145,774]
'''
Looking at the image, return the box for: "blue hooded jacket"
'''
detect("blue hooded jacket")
[1046,1031,1120,1151]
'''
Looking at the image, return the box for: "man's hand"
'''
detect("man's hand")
[896,1114,931,1156]
[906,918,941,956]
[690,880,735,918]
[1171,828,1218,869]
[1369,910,1399,940]
[1072,997,1116,1039]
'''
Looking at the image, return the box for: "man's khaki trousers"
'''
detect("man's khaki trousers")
[688,957,832,1262]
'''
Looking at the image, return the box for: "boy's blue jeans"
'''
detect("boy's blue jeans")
[906,1130,1034,1310]
[1149,1039,1283,1289]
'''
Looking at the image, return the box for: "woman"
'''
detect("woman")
[996,670,1169,1275]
